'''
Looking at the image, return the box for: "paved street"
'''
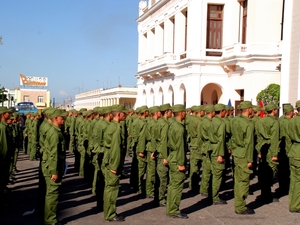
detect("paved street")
[0,151,298,225]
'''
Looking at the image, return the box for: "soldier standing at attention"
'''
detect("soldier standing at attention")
[287,101,300,213]
[166,104,188,219]
[278,104,294,197]
[155,103,172,206]
[257,103,279,203]
[42,109,67,225]
[199,105,215,196]
[231,101,255,215]
[187,106,202,192]
[23,112,31,154]
[209,104,227,205]
[145,106,161,198]
[102,104,127,222]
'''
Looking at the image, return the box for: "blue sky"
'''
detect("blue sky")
[0,0,140,103]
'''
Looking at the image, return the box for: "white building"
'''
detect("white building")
[280,0,300,107]
[136,0,283,108]
[73,86,137,110]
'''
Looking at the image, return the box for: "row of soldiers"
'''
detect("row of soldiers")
[0,108,22,207]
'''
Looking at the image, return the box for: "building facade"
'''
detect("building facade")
[73,86,137,110]
[136,0,283,108]
[280,0,300,107]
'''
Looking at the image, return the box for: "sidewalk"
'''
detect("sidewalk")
[0,151,298,225]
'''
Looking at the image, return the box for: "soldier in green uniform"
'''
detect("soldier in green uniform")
[11,112,21,173]
[208,104,227,205]
[130,105,149,193]
[257,103,279,203]
[199,105,215,196]
[231,101,255,215]
[125,109,135,156]
[0,107,13,206]
[102,104,126,222]
[166,104,188,219]
[288,101,300,213]
[187,105,202,191]
[92,107,112,210]
[278,104,294,196]
[41,109,67,225]
[155,103,172,206]
[23,112,31,154]
[145,106,161,198]
[29,113,40,160]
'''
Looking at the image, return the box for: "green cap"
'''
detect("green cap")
[172,104,186,113]
[79,108,87,112]
[204,105,215,113]
[12,112,20,118]
[264,103,279,111]
[139,105,149,113]
[253,105,262,112]
[229,106,234,110]
[86,110,94,117]
[295,100,300,108]
[191,105,198,112]
[160,103,172,112]
[111,104,127,112]
[49,109,68,119]
[102,107,112,114]
[283,104,294,113]
[214,104,226,111]
[149,106,160,114]
[135,107,140,113]
[239,101,253,109]
[192,105,204,113]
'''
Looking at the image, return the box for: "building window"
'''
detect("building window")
[38,96,44,103]
[242,0,248,44]
[206,4,224,56]
[23,95,30,102]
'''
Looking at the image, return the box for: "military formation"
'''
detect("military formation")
[1,100,300,225]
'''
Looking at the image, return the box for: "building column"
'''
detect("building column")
[155,23,164,57]
[147,29,155,60]
[138,32,147,63]
[164,18,174,53]
[174,10,187,54]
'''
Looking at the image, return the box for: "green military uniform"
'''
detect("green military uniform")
[130,106,148,193]
[288,102,300,212]
[145,106,159,198]
[257,103,279,202]
[29,114,39,160]
[199,105,213,195]
[103,104,126,221]
[208,104,226,204]
[187,106,202,191]
[166,104,187,218]
[41,109,67,225]
[231,101,254,213]
[278,105,293,195]
[155,103,172,205]
[23,113,32,154]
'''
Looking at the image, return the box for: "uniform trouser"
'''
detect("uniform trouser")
[44,175,61,225]
[0,161,10,202]
[146,151,156,196]
[78,143,85,176]
[13,147,19,170]
[200,154,210,194]
[234,157,252,212]
[258,158,277,201]
[278,150,290,195]
[156,158,169,204]
[103,169,120,221]
[130,148,138,191]
[166,163,185,216]
[92,152,100,194]
[23,136,28,154]
[189,149,202,190]
[200,153,224,202]
[93,152,105,210]
[68,135,75,152]
[137,154,147,192]
[29,141,37,160]
[289,158,300,211]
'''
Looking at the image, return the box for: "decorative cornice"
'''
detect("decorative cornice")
[137,0,170,23]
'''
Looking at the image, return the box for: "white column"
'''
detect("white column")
[164,18,174,53]
[174,10,186,54]
[138,32,147,63]
[147,29,155,60]
[155,24,164,57]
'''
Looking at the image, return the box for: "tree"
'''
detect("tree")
[256,83,280,105]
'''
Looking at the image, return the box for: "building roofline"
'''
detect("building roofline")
[137,0,170,22]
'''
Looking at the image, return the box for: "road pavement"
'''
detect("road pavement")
[0,151,298,225]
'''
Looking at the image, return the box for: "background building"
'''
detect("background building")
[73,86,137,110]
[136,0,283,108]
[280,0,300,107]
